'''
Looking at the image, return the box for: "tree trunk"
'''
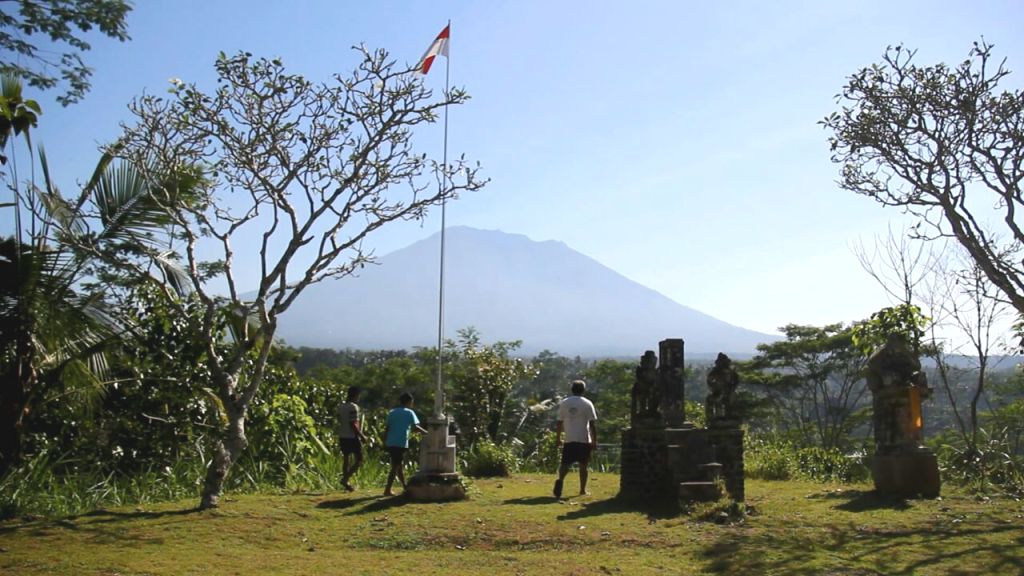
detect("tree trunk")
[199,400,248,509]
[0,376,25,477]
[0,341,34,477]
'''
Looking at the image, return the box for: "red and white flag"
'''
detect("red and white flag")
[417,24,450,75]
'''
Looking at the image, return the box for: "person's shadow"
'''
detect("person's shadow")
[503,496,555,506]
[316,495,380,510]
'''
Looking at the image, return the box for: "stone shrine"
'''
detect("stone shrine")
[407,403,466,500]
[620,339,745,505]
[867,334,941,498]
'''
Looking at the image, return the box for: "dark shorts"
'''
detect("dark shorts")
[387,446,408,467]
[339,437,362,456]
[560,442,593,466]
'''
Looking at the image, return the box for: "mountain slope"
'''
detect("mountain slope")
[275,226,777,356]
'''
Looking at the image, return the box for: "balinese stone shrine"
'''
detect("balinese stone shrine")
[867,334,941,498]
[619,339,745,504]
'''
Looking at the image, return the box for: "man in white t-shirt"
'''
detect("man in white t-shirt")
[553,379,598,499]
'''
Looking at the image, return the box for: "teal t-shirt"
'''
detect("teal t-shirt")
[385,406,420,448]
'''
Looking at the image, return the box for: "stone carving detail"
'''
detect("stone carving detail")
[631,350,661,424]
[705,353,739,425]
[659,339,686,428]
[629,339,686,428]
[866,334,931,453]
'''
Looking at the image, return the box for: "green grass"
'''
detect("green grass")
[2,474,1022,575]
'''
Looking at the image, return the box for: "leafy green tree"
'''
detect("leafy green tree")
[33,285,218,472]
[581,359,633,445]
[0,74,40,170]
[525,350,587,401]
[824,40,1024,318]
[0,0,132,105]
[739,324,869,449]
[1,79,183,475]
[88,49,483,508]
[446,328,536,447]
[850,304,931,357]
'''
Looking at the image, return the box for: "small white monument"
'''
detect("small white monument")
[407,391,466,500]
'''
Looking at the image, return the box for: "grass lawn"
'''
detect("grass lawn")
[1,473,1022,575]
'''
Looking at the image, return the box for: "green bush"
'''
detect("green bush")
[746,437,870,483]
[933,428,1024,497]
[794,446,869,483]
[461,440,519,477]
[519,431,560,473]
[746,438,795,480]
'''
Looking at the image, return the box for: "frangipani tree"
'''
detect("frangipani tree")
[82,48,484,508]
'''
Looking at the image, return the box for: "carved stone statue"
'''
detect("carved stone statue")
[866,333,941,498]
[705,353,739,425]
[866,334,931,453]
[631,350,661,425]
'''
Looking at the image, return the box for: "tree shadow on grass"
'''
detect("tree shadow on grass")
[0,506,203,546]
[701,515,1024,575]
[0,506,202,535]
[556,496,679,522]
[806,489,914,512]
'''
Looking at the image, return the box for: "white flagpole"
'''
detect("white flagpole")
[434,20,452,419]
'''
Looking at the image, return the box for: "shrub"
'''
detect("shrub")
[933,428,1024,497]
[794,446,870,483]
[519,431,560,473]
[746,437,870,483]
[746,438,795,480]
[461,440,519,477]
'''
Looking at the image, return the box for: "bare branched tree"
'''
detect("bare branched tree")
[856,228,1012,452]
[75,48,485,508]
[853,225,942,307]
[825,41,1024,317]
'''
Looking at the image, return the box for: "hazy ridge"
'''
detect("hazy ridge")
[275,226,780,357]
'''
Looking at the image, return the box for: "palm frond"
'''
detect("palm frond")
[93,160,174,243]
[154,250,192,297]
[36,147,88,238]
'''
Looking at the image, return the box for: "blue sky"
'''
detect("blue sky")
[12,0,1024,340]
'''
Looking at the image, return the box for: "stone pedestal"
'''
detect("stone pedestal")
[417,416,457,473]
[408,415,466,501]
[873,449,941,498]
[620,425,745,503]
[620,426,671,500]
[666,427,744,502]
[678,481,721,502]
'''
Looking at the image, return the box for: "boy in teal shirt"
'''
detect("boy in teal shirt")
[383,392,427,496]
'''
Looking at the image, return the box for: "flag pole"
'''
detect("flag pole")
[434,19,452,419]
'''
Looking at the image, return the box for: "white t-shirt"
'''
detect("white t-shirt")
[336,401,361,439]
[557,395,597,443]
